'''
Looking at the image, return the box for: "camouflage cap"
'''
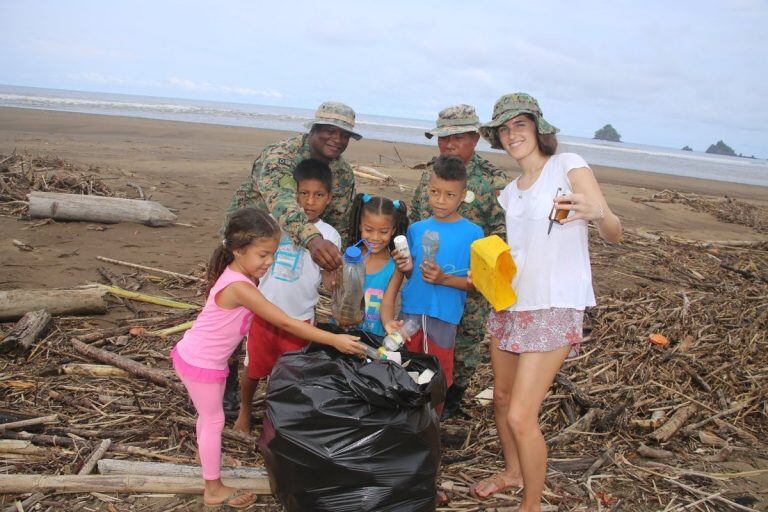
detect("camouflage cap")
[480,93,559,149]
[304,101,362,140]
[425,104,481,139]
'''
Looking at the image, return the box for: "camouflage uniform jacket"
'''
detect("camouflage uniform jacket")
[228,134,355,245]
[409,152,507,238]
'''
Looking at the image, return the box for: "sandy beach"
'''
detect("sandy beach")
[1,106,766,293]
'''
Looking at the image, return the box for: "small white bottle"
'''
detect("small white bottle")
[393,235,410,259]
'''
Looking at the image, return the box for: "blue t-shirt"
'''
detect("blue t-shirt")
[401,217,483,325]
[358,258,396,336]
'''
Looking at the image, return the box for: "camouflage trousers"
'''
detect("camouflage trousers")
[453,293,491,389]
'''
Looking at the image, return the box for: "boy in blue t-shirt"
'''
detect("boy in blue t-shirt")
[388,155,482,388]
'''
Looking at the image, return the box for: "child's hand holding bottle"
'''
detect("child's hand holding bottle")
[391,235,413,274]
[420,260,447,285]
[331,334,368,356]
[382,318,420,351]
[384,319,404,337]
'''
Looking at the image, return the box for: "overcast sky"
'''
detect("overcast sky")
[1,0,766,157]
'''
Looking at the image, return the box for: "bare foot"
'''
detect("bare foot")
[233,412,251,434]
[469,472,524,499]
[204,486,256,507]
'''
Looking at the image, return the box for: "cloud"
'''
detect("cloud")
[65,72,155,87]
[165,77,283,98]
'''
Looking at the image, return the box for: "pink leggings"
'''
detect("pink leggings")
[178,374,226,480]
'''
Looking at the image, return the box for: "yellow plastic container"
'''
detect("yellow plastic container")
[470,235,517,311]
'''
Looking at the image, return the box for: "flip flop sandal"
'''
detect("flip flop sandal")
[469,474,517,500]
[203,488,258,510]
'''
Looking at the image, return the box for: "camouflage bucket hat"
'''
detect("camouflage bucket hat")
[479,93,559,150]
[304,101,363,140]
[425,104,481,139]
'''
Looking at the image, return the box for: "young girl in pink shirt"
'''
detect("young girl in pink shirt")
[171,208,366,509]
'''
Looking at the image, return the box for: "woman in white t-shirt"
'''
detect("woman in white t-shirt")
[470,93,622,510]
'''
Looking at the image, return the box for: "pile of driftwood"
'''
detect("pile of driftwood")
[0,152,176,226]
[441,226,767,511]
[0,152,115,216]
[636,189,768,233]
[1,198,767,511]
[352,163,416,194]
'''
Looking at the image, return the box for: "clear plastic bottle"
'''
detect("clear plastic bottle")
[331,246,366,327]
[361,344,387,361]
[421,230,440,264]
[382,318,421,351]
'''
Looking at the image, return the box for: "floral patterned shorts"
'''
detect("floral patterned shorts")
[486,308,584,357]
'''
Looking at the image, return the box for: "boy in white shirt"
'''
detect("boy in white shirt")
[234,158,341,433]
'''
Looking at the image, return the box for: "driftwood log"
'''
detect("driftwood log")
[97,459,268,480]
[27,191,177,227]
[0,287,106,321]
[0,414,58,432]
[0,474,270,494]
[581,445,615,481]
[713,418,760,446]
[77,439,112,475]
[0,309,51,352]
[3,431,188,464]
[71,338,184,394]
[637,443,675,460]
[547,408,601,447]
[679,399,755,437]
[0,440,44,455]
[61,363,131,378]
[698,430,728,447]
[649,404,698,443]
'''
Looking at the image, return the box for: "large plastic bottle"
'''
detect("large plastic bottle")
[421,230,440,264]
[331,246,366,327]
[382,318,421,351]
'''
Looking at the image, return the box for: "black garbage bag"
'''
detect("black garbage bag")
[259,327,446,512]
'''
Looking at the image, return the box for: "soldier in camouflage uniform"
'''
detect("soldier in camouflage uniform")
[226,101,361,271]
[410,104,507,418]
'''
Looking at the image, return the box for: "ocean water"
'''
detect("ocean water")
[1,84,766,187]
